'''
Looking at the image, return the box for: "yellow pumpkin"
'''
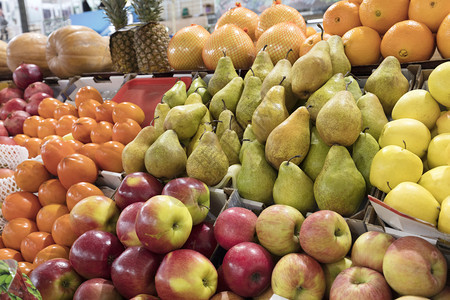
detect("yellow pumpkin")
[6,32,51,76]
[0,40,11,76]
[46,25,112,78]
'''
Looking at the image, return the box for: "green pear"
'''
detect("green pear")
[273,156,316,215]
[187,76,207,96]
[292,40,334,100]
[237,140,277,205]
[186,131,229,186]
[122,125,159,174]
[209,77,244,119]
[244,45,274,84]
[352,131,380,192]
[207,54,239,96]
[316,90,362,146]
[144,129,187,179]
[161,80,187,108]
[216,108,243,140]
[356,92,388,141]
[187,122,213,156]
[301,126,331,181]
[314,145,366,217]
[261,52,297,111]
[163,103,207,140]
[220,126,241,165]
[305,73,346,121]
[364,56,410,114]
[265,106,311,170]
[184,92,203,105]
[252,84,289,144]
[239,124,257,163]
[328,35,351,76]
[344,76,362,101]
[236,72,263,129]
[153,102,171,137]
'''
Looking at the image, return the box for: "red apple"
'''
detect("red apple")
[114,172,163,210]
[70,195,121,236]
[73,278,124,300]
[111,246,161,299]
[182,221,217,258]
[130,295,160,300]
[162,177,210,225]
[25,94,47,115]
[210,291,245,299]
[0,98,27,120]
[116,202,144,247]
[383,236,447,297]
[271,253,325,299]
[216,264,230,293]
[155,249,218,300]
[214,207,257,250]
[24,82,54,100]
[0,120,9,136]
[351,231,395,273]
[136,195,193,254]
[299,210,352,263]
[29,258,83,300]
[13,63,43,89]
[323,257,353,298]
[330,266,392,300]
[433,285,450,299]
[4,110,30,135]
[222,242,274,298]
[0,136,16,145]
[69,230,125,279]
[0,87,23,105]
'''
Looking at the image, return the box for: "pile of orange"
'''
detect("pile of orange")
[317,0,450,65]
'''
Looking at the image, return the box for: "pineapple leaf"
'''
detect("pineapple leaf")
[132,0,163,23]
[102,0,128,30]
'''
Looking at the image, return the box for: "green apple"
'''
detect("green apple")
[391,90,441,130]
[384,182,440,226]
[436,111,450,134]
[369,145,423,193]
[428,61,450,108]
[438,196,450,234]
[418,166,450,204]
[322,257,353,298]
[378,118,431,158]
[427,133,450,169]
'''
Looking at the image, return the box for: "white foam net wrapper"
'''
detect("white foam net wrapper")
[0,144,29,170]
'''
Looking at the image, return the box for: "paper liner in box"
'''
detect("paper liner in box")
[0,145,28,170]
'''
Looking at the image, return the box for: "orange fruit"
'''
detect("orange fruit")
[306,26,316,37]
[51,214,78,247]
[18,261,34,276]
[2,191,42,221]
[65,139,84,151]
[380,20,435,63]
[38,179,68,206]
[112,102,145,125]
[359,0,409,34]
[38,97,60,118]
[57,153,98,189]
[23,137,42,158]
[36,204,69,233]
[14,160,52,193]
[77,143,100,164]
[23,115,44,137]
[0,248,23,261]
[33,244,70,267]
[2,218,38,250]
[0,168,15,179]
[78,99,101,119]
[13,134,29,146]
[0,235,4,248]
[40,138,76,176]
[342,26,382,65]
[323,1,362,36]
[437,13,450,58]
[348,0,363,4]
[36,118,57,139]
[74,86,103,108]
[95,100,117,123]
[42,135,62,144]
[72,117,97,143]
[95,141,125,173]
[20,231,55,262]
[112,118,141,145]
[90,121,113,144]
[66,182,104,211]
[408,0,450,33]
[54,102,78,119]
[299,32,332,56]
[55,115,77,136]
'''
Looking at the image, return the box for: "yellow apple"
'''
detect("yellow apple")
[435,111,450,134]
[438,196,450,234]
[427,133,450,169]
[428,61,450,108]
[418,166,450,204]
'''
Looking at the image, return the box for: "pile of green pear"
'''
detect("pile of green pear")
[121,36,450,223]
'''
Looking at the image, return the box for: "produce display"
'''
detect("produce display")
[0,0,449,299]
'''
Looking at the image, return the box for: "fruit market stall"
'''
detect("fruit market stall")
[0,0,449,299]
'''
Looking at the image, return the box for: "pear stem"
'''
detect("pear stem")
[249,67,255,77]
[279,76,286,86]
[362,127,369,133]
[317,24,324,40]
[285,49,293,60]
[287,155,302,166]
[306,104,313,109]
[151,116,159,126]
[345,80,351,91]
[229,115,233,130]
[263,44,268,51]
[222,50,226,57]
[241,138,251,142]
[222,99,227,111]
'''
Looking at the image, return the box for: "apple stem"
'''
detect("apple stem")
[402,140,407,149]
[387,181,392,191]
[287,155,302,165]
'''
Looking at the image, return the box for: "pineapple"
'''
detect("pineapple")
[132,0,171,73]
[102,0,139,73]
